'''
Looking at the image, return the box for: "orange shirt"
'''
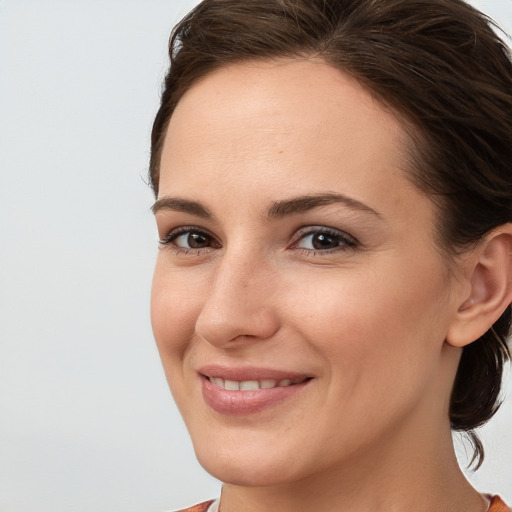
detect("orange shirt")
[177,501,214,512]
[490,496,512,512]
[177,496,511,512]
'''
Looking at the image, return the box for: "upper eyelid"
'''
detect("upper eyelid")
[161,225,213,237]
[159,225,218,245]
[158,224,358,248]
[292,225,358,242]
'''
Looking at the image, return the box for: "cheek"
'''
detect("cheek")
[286,260,450,389]
[150,263,210,425]
[150,262,201,369]
[276,262,453,459]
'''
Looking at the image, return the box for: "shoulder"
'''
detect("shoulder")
[489,496,511,512]
[174,499,217,512]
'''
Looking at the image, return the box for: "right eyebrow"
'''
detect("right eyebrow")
[151,197,213,219]
[266,192,382,220]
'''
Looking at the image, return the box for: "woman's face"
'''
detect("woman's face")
[151,59,464,486]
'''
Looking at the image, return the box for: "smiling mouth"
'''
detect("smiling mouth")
[206,376,311,391]
[201,373,313,414]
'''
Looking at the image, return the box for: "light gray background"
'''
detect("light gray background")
[1,1,511,511]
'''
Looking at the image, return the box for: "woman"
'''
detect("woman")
[149,0,512,510]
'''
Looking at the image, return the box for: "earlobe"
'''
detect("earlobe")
[446,225,512,348]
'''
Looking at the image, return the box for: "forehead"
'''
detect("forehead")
[159,58,427,226]
[168,59,405,147]
[162,59,409,183]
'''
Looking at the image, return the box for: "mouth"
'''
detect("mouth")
[198,366,313,415]
[206,376,310,391]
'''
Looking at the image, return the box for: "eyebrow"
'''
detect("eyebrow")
[266,193,382,220]
[151,192,381,220]
[151,197,214,218]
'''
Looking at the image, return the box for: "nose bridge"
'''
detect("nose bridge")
[195,245,279,346]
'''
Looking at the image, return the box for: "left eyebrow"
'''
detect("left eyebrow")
[266,193,382,220]
[151,197,214,218]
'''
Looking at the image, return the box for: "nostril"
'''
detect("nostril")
[195,305,280,348]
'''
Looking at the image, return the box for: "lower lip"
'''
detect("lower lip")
[201,376,311,415]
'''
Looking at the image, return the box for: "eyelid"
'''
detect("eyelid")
[290,225,359,251]
[159,225,221,249]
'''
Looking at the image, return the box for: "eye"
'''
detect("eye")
[292,227,357,252]
[159,227,221,252]
[174,232,211,249]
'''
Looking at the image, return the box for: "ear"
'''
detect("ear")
[446,225,512,348]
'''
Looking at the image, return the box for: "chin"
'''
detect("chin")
[193,435,311,487]
[199,455,299,488]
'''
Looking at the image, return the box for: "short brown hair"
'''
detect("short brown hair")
[149,0,512,467]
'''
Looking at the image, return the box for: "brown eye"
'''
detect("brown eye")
[160,227,220,251]
[186,232,211,248]
[173,231,215,249]
[310,233,339,250]
[294,227,357,252]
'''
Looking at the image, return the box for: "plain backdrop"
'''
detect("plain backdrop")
[1,1,511,511]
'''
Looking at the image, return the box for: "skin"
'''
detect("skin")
[151,59,492,511]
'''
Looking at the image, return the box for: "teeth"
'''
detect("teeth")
[239,380,259,391]
[224,379,240,391]
[211,377,224,388]
[260,379,277,389]
[209,377,305,390]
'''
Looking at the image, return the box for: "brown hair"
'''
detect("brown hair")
[149,0,512,467]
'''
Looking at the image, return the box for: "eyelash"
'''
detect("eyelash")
[291,227,358,254]
[159,226,220,255]
[159,226,359,256]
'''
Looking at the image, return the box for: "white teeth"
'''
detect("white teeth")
[211,377,224,388]
[209,376,306,390]
[239,380,259,391]
[224,379,240,391]
[260,379,277,389]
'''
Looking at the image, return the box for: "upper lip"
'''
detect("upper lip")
[198,364,312,382]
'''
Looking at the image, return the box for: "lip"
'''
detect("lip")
[198,365,313,415]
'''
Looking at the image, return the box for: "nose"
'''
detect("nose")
[194,252,280,348]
